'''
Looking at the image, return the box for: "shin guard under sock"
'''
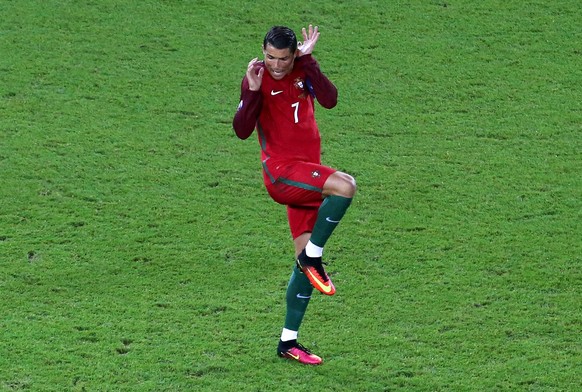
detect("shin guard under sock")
[284,266,314,331]
[309,195,353,247]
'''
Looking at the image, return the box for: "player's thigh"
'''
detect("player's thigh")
[265,161,336,206]
[287,204,320,242]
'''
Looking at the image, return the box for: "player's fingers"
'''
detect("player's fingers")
[248,57,260,71]
[313,31,320,43]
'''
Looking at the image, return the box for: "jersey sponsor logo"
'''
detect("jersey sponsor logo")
[271,90,284,95]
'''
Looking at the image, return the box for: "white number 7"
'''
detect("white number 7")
[291,102,299,123]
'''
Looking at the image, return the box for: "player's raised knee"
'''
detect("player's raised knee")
[325,171,356,198]
[341,173,357,198]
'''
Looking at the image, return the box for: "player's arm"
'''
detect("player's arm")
[233,76,263,140]
[296,25,338,109]
[299,54,338,109]
[233,59,264,139]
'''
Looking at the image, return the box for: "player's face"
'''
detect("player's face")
[263,44,295,80]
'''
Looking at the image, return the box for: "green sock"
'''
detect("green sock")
[284,266,314,331]
[309,195,353,247]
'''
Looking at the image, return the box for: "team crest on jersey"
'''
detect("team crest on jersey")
[294,77,307,99]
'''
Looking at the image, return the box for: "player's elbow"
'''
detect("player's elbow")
[319,89,338,109]
[232,122,253,140]
[233,127,252,140]
[321,99,337,109]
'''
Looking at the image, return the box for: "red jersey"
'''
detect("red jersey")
[233,54,337,164]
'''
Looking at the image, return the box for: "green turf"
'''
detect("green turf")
[1,1,580,391]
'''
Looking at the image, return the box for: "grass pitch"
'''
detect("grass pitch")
[1,1,580,391]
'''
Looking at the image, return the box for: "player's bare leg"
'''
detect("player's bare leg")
[294,232,311,257]
[322,171,357,198]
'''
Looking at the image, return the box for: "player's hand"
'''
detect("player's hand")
[297,25,320,57]
[246,58,264,91]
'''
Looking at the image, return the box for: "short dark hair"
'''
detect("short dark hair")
[263,26,297,53]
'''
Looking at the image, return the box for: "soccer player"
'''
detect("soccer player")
[232,25,356,365]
